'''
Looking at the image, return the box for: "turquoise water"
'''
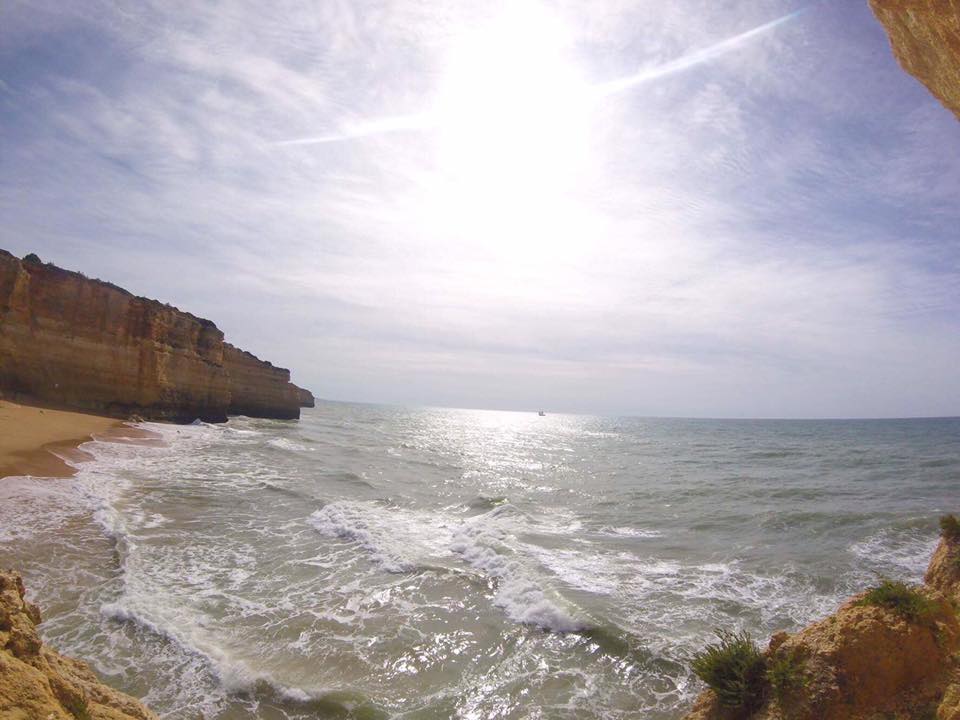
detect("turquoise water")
[1,404,957,718]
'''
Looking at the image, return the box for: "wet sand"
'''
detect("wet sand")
[0,400,127,479]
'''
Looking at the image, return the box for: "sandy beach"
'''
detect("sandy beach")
[0,399,121,479]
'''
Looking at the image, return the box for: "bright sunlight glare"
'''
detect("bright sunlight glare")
[423,2,596,266]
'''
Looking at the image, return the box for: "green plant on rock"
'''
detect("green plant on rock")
[855,578,934,623]
[767,646,807,706]
[941,514,960,542]
[691,629,768,712]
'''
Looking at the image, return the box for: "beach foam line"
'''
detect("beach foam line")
[450,505,588,632]
[101,598,387,717]
[307,499,593,633]
[308,500,448,573]
[0,475,86,543]
[849,528,939,578]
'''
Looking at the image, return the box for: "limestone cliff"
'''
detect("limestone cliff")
[682,522,960,720]
[0,250,305,422]
[294,384,316,408]
[0,570,157,720]
[223,343,300,418]
[870,0,960,120]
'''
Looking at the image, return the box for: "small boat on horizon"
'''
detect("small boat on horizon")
[538,410,546,416]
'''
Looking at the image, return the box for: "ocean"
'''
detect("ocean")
[1,403,958,719]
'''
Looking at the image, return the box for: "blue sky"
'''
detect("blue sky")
[1,0,958,418]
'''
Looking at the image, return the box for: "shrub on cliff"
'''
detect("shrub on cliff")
[767,646,809,711]
[691,629,768,712]
[856,578,934,622]
[940,514,960,542]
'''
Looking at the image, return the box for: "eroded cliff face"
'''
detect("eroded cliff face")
[0,570,157,720]
[870,0,960,120]
[224,344,300,419]
[0,250,306,422]
[294,384,316,408]
[683,526,960,720]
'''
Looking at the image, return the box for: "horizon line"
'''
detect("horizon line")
[301,397,960,422]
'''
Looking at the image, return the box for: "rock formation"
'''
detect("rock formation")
[870,0,960,120]
[222,343,300,419]
[0,250,311,423]
[0,570,157,720]
[294,384,316,408]
[682,522,960,720]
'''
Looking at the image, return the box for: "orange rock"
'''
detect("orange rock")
[0,570,157,720]
[869,0,960,121]
[940,683,960,720]
[682,526,960,720]
[925,534,960,602]
[0,249,303,422]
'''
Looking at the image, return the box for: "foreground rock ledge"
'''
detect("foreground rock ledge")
[0,570,157,720]
[682,529,960,720]
[870,0,960,121]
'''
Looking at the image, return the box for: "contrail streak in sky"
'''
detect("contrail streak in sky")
[274,8,806,147]
[593,8,806,97]
[272,113,433,146]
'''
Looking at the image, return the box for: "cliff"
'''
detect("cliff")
[682,517,960,720]
[0,250,306,422]
[0,570,157,720]
[870,0,960,120]
[223,343,300,418]
[294,384,316,408]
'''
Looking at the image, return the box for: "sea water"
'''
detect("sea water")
[1,404,958,719]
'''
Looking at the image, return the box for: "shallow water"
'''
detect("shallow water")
[1,404,958,719]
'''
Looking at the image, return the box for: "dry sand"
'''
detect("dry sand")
[0,400,121,479]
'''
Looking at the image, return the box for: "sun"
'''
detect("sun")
[422,2,595,265]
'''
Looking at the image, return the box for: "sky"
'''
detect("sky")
[1,0,959,418]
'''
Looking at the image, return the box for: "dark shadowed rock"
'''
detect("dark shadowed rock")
[294,384,315,407]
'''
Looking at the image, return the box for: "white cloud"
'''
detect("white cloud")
[1,0,958,417]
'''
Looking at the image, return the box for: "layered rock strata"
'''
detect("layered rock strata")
[870,0,960,120]
[223,343,300,418]
[0,250,308,422]
[0,570,157,720]
[683,526,960,720]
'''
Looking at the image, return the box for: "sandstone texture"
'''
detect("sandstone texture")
[683,526,960,720]
[0,250,309,422]
[0,570,157,720]
[870,0,960,120]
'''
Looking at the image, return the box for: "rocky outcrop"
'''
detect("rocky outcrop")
[0,570,157,720]
[223,344,299,419]
[683,522,960,720]
[0,250,302,422]
[294,384,315,408]
[870,0,960,120]
[925,528,960,602]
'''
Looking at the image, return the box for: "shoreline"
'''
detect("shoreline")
[1,401,956,719]
[0,399,143,480]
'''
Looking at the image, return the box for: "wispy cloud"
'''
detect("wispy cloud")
[1,0,958,417]
[273,6,807,147]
